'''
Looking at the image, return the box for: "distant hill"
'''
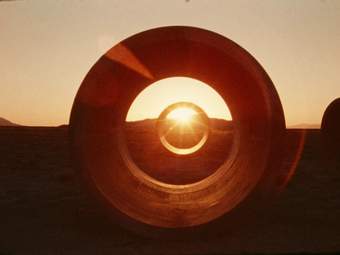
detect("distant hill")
[288,123,320,129]
[0,117,19,126]
[126,118,233,130]
[127,119,321,130]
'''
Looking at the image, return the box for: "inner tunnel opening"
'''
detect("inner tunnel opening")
[124,77,235,185]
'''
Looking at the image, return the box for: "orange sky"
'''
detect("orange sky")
[1,0,340,126]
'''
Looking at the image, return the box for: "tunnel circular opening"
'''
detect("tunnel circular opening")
[124,77,234,185]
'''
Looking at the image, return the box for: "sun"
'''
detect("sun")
[166,107,197,124]
[157,102,210,155]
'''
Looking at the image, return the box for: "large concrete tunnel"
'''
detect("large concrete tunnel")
[70,26,302,237]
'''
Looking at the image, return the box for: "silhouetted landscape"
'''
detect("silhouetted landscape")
[0,118,340,254]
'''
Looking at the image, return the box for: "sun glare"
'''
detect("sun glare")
[166,107,197,124]
[157,102,210,155]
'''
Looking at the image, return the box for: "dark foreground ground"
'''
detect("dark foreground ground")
[0,126,340,254]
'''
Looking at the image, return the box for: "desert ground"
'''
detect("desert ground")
[0,122,340,254]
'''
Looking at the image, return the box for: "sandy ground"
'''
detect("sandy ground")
[0,126,339,254]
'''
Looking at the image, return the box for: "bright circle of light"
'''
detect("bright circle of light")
[157,102,210,155]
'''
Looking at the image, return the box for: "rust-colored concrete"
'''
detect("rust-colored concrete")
[70,26,292,236]
[321,98,340,159]
[322,98,340,141]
